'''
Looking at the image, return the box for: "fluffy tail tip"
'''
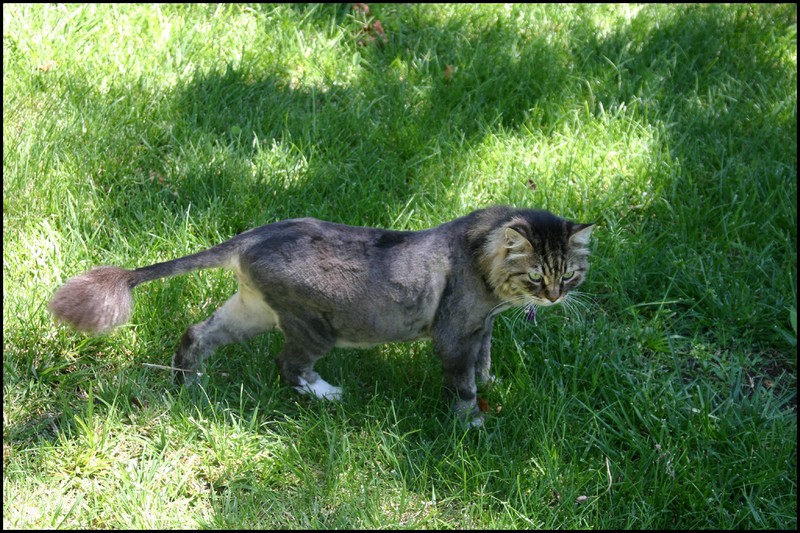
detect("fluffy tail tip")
[48,266,136,334]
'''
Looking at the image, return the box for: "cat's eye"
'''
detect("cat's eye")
[528,272,543,282]
[561,271,575,280]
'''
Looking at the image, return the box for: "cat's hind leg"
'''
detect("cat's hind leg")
[277,344,342,401]
[274,316,341,401]
[173,286,278,384]
[294,373,343,401]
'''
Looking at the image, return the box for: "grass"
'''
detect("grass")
[3,3,796,529]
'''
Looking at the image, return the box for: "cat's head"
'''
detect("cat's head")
[473,208,594,308]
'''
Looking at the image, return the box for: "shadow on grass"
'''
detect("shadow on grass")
[9,6,795,527]
[576,3,796,340]
[14,0,796,440]
[158,10,572,229]
[160,6,795,525]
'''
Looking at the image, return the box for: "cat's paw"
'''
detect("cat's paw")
[173,366,203,387]
[479,373,501,387]
[294,376,343,401]
[454,399,485,429]
[466,413,485,428]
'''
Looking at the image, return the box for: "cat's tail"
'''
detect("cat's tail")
[48,241,238,334]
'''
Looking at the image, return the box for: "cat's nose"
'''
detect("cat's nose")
[545,289,560,303]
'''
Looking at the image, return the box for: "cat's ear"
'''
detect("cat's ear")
[503,225,532,251]
[569,223,595,247]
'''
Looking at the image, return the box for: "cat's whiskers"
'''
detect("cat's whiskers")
[497,295,539,330]
[509,310,525,331]
[489,294,529,317]
[499,291,597,330]
[566,291,594,313]
[488,300,512,317]
[558,291,596,325]
[560,298,582,324]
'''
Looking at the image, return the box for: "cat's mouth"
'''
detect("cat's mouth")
[524,295,565,322]
[528,296,562,307]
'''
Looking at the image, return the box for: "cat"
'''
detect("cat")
[49,205,594,426]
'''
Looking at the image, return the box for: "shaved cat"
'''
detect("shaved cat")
[49,206,594,426]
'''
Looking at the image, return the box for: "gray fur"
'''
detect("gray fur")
[49,206,594,425]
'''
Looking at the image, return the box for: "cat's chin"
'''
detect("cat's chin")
[530,297,560,307]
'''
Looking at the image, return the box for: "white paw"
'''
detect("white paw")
[466,413,485,428]
[294,376,343,401]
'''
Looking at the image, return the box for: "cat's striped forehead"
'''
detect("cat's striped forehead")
[508,213,592,260]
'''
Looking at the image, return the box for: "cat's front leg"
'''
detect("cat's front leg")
[434,332,484,427]
[475,319,495,385]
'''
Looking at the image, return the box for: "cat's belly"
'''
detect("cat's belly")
[334,332,432,349]
[329,294,441,348]
[334,339,378,349]
[349,298,444,347]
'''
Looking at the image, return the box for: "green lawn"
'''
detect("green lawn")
[3,3,796,529]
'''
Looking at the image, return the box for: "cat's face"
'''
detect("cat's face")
[479,214,594,309]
